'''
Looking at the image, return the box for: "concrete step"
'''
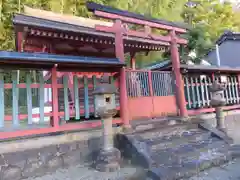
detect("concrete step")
[134,123,198,140]
[145,130,211,151]
[147,145,232,180]
[150,138,227,166]
[116,121,236,180]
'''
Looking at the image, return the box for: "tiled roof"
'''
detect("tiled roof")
[0,51,125,70]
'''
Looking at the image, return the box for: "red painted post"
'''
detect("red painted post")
[17,32,23,52]
[148,71,153,96]
[130,52,136,70]
[114,20,130,128]
[130,58,136,70]
[212,73,215,82]
[170,30,188,119]
[51,65,59,128]
[148,70,154,117]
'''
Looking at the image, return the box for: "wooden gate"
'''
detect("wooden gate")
[126,69,178,120]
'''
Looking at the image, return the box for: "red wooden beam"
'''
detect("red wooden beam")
[5,112,52,121]
[95,25,187,45]
[4,106,121,121]
[188,104,240,116]
[94,10,186,33]
[0,118,122,140]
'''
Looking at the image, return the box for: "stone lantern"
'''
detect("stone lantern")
[92,75,121,172]
[209,80,226,131]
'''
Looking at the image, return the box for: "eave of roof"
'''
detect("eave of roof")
[215,31,240,46]
[86,1,186,30]
[145,60,171,70]
[180,64,240,73]
[24,6,113,29]
[13,14,113,38]
[13,14,170,48]
[145,59,240,73]
[0,51,125,71]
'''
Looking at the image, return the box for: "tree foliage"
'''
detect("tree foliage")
[0,0,239,66]
[182,0,240,62]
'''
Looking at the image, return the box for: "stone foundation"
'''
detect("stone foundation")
[0,127,121,180]
[195,110,240,144]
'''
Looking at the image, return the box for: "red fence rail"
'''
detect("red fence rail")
[0,68,121,140]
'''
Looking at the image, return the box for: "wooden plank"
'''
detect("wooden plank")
[92,75,97,118]
[39,73,45,123]
[73,75,80,120]
[83,76,89,119]
[63,75,69,121]
[234,76,240,103]
[225,77,229,104]
[0,72,4,128]
[184,76,191,109]
[190,77,196,108]
[228,76,233,104]
[26,73,33,124]
[200,77,205,107]
[195,77,201,108]
[231,76,237,103]
[12,71,19,127]
[204,77,210,106]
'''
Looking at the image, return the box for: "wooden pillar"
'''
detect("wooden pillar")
[51,65,59,128]
[212,73,215,82]
[170,31,188,118]
[115,20,130,128]
[130,58,136,70]
[130,52,136,70]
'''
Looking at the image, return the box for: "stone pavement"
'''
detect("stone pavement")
[188,159,240,180]
[26,163,146,180]
[26,159,240,180]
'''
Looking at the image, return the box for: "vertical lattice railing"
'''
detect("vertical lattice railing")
[184,74,212,109]
[0,70,119,131]
[151,71,174,96]
[126,70,150,97]
[184,73,240,110]
[58,73,119,120]
[126,70,174,97]
[0,69,52,129]
[214,75,240,105]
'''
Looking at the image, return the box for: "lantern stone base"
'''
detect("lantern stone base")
[95,148,121,172]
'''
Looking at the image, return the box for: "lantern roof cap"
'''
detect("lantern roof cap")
[92,83,117,95]
[92,75,117,95]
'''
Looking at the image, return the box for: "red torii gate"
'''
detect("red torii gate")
[14,2,188,130]
[87,2,188,124]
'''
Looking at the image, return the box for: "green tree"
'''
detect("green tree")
[182,0,240,62]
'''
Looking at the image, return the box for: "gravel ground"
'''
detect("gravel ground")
[26,164,146,180]
[26,159,240,180]
[188,159,240,180]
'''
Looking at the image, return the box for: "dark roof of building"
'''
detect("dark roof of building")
[215,31,240,45]
[144,59,240,73]
[145,60,171,70]
[205,31,240,57]
[13,13,171,50]
[86,1,187,30]
[0,51,125,71]
[180,64,240,73]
